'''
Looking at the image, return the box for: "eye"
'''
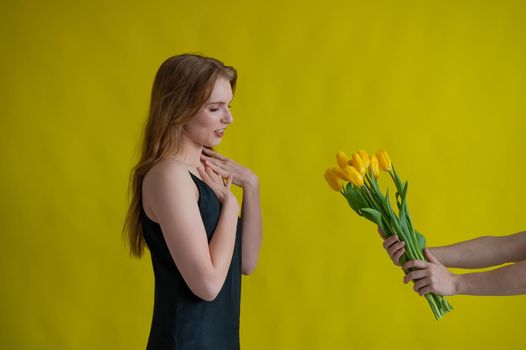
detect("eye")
[209,107,219,112]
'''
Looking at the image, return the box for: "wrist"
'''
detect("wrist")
[453,273,464,295]
[242,173,259,190]
[222,194,240,212]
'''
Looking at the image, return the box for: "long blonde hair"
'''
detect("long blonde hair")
[123,54,237,258]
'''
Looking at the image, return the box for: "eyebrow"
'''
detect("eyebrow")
[207,100,232,105]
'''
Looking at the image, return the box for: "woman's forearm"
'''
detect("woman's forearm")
[429,231,526,269]
[429,236,507,268]
[206,198,240,297]
[240,179,262,275]
[455,259,526,296]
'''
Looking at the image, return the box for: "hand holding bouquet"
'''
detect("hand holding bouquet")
[324,149,453,320]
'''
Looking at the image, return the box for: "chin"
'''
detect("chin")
[206,137,223,148]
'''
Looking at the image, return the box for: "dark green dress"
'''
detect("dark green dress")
[142,172,242,349]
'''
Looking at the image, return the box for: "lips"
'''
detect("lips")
[214,128,225,138]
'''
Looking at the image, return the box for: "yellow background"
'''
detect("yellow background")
[2,0,525,349]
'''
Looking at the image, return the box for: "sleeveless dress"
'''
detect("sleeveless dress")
[141,172,242,349]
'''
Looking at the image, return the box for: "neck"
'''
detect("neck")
[168,133,203,167]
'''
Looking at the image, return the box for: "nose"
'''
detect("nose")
[222,109,233,124]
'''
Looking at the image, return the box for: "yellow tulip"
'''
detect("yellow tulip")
[332,166,350,182]
[351,152,366,175]
[336,150,350,168]
[324,168,343,191]
[358,150,370,168]
[330,165,349,181]
[376,150,392,171]
[348,166,364,187]
[369,155,380,178]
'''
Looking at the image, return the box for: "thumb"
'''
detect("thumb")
[424,248,440,264]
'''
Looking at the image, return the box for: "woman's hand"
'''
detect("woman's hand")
[378,227,406,266]
[197,164,238,210]
[201,148,258,189]
[402,249,460,296]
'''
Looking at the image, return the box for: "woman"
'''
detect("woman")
[124,54,262,349]
[380,228,526,296]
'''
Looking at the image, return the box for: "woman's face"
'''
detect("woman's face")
[183,76,234,148]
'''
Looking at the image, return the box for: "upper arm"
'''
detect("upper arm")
[143,165,216,299]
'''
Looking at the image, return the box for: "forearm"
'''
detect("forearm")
[240,180,262,275]
[455,260,526,296]
[429,232,526,269]
[208,199,239,283]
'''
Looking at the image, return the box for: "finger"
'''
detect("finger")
[388,241,405,255]
[202,147,227,160]
[418,286,434,296]
[201,154,223,167]
[200,165,220,188]
[383,235,398,249]
[205,165,222,183]
[385,235,398,246]
[221,172,230,186]
[413,278,431,292]
[388,247,403,263]
[202,155,234,177]
[424,248,440,264]
[225,175,233,189]
[392,248,405,265]
[197,166,215,188]
[404,269,428,284]
[403,259,428,271]
[203,159,229,178]
[197,166,209,181]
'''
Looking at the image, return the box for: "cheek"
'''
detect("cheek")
[192,112,217,129]
[184,113,217,139]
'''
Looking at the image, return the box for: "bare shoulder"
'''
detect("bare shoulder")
[142,159,197,221]
[145,159,190,185]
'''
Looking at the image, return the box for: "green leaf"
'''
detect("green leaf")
[401,180,408,199]
[398,189,407,221]
[370,174,383,197]
[360,208,382,225]
[345,183,369,215]
[384,189,397,221]
[361,208,390,239]
[395,180,408,210]
[380,216,393,238]
[391,166,406,197]
[415,230,427,250]
[399,208,409,234]
[398,183,410,233]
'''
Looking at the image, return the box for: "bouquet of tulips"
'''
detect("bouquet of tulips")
[324,149,453,320]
